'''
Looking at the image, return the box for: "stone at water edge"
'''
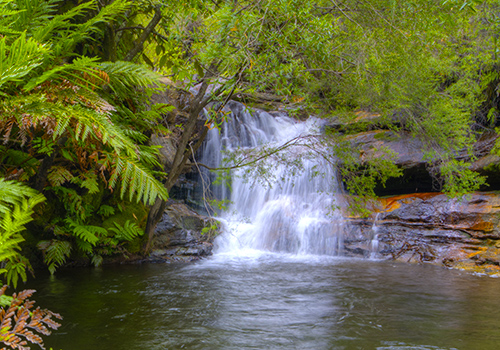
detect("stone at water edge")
[345,192,500,276]
[150,202,219,262]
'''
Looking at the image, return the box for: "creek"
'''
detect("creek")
[29,257,500,350]
[28,102,500,349]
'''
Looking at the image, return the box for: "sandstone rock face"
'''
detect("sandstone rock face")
[333,112,500,194]
[150,202,219,262]
[344,192,500,276]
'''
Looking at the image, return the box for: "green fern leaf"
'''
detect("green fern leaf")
[37,240,72,274]
[108,220,144,242]
[70,172,99,194]
[65,218,106,245]
[75,238,93,254]
[108,154,169,205]
[97,205,115,217]
[0,32,48,89]
[24,56,102,91]
[98,61,162,98]
[47,166,74,187]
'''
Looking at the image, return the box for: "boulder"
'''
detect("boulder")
[149,202,219,262]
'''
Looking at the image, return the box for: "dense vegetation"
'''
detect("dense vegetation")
[0,0,499,288]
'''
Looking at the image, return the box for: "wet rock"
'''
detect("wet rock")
[346,192,500,276]
[150,202,219,262]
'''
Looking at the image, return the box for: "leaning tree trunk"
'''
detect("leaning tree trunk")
[142,78,212,254]
[141,62,243,254]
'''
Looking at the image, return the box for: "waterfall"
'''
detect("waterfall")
[370,213,381,259]
[199,101,345,256]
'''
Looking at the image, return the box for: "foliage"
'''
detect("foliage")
[156,0,498,196]
[0,179,44,287]
[0,285,62,350]
[0,0,171,271]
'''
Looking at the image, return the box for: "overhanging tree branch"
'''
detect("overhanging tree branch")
[124,5,162,62]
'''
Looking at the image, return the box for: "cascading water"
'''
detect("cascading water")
[199,101,345,256]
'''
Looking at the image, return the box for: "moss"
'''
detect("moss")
[101,201,149,231]
[124,235,146,254]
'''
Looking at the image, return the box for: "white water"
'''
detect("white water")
[370,213,381,259]
[200,101,345,257]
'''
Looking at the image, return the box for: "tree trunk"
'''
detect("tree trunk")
[124,6,162,62]
[141,64,241,255]
[142,78,213,254]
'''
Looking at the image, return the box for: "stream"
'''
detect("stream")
[29,255,500,350]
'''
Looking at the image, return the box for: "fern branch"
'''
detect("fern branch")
[106,153,169,205]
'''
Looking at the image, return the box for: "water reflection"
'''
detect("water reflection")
[25,256,500,350]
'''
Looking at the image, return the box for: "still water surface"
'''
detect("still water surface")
[28,253,500,350]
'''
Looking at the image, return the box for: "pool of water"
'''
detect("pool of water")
[26,253,500,350]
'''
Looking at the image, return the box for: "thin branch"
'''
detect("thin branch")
[305,68,346,77]
[198,134,321,171]
[330,0,362,29]
[189,143,215,217]
[116,26,169,41]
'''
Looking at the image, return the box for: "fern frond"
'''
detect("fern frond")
[47,166,74,187]
[97,205,115,217]
[138,144,165,169]
[0,285,62,349]
[99,61,162,98]
[0,178,42,215]
[108,154,169,205]
[79,0,131,32]
[108,220,144,242]
[61,104,137,156]
[70,172,99,194]
[10,0,58,34]
[52,186,94,221]
[65,218,107,245]
[37,240,72,274]
[75,238,93,254]
[0,32,48,89]
[31,0,96,43]
[24,56,103,91]
[5,256,31,288]
[0,180,44,285]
